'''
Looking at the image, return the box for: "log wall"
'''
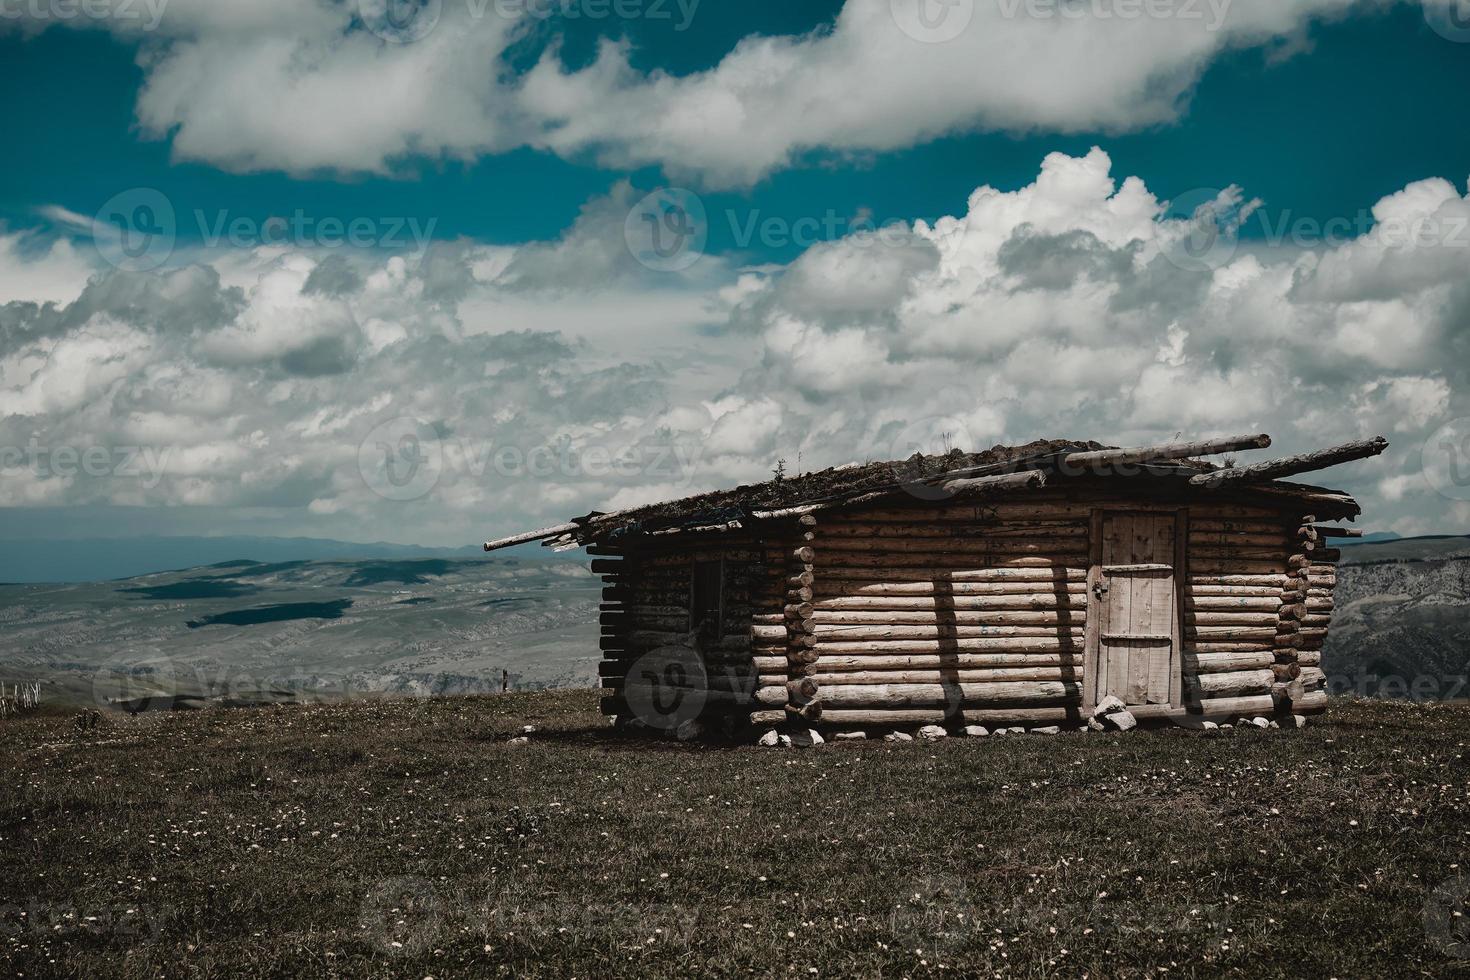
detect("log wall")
[745,491,1341,729]
[595,537,765,726]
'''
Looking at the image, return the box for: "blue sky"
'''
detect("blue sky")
[5,3,1468,257]
[2,0,1470,547]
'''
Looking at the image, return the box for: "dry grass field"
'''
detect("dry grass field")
[3,692,1469,978]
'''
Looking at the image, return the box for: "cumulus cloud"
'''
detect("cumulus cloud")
[3,147,1470,542]
[3,0,1415,186]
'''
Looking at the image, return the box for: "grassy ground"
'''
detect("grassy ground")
[3,693,1469,979]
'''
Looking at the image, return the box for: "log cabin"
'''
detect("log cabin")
[483,434,1387,737]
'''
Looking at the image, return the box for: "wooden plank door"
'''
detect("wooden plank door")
[1093,513,1180,708]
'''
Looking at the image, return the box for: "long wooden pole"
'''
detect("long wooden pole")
[1189,437,1388,489]
[1061,433,1271,470]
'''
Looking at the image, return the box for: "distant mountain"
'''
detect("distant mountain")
[0,536,564,584]
[0,555,601,708]
[1336,534,1470,564]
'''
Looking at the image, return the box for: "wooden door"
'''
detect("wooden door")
[1092,513,1181,708]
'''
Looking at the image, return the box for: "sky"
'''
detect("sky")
[2,0,1470,547]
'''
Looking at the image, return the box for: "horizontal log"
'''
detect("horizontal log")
[820,520,1088,539]
[818,553,1091,570]
[819,638,1083,655]
[820,560,1088,577]
[1186,641,1275,653]
[1060,433,1271,470]
[1186,596,1281,612]
[818,538,1085,557]
[753,653,1083,672]
[818,580,1088,597]
[1187,574,1289,587]
[816,625,1087,642]
[763,667,1080,686]
[940,468,1048,496]
[1183,612,1280,627]
[748,706,1084,727]
[1187,651,1275,673]
[1128,694,1276,721]
[817,593,1081,608]
[1184,668,1274,697]
[1293,689,1328,714]
[814,609,1084,625]
[813,681,1080,709]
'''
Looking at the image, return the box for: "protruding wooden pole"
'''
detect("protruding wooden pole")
[1061,433,1271,470]
[1189,437,1388,489]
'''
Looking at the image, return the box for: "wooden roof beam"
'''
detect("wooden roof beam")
[1189,437,1389,490]
[1061,433,1271,471]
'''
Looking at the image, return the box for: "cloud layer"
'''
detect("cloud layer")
[5,0,1420,186]
[3,147,1468,542]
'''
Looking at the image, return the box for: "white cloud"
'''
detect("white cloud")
[4,148,1470,541]
[4,0,1412,186]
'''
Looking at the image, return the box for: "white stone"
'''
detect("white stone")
[1094,695,1128,717]
[1219,723,1234,732]
[962,725,989,737]
[1087,716,1105,732]
[1107,710,1137,732]
[1031,725,1062,735]
[789,729,825,748]
[1268,720,1280,730]
[778,734,794,748]
[757,730,780,747]
[508,736,530,746]
[884,731,914,743]
[917,724,948,740]
[833,731,868,741]
[520,725,536,735]
[1249,716,1271,729]
[1201,721,1219,732]
[1292,714,1308,729]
